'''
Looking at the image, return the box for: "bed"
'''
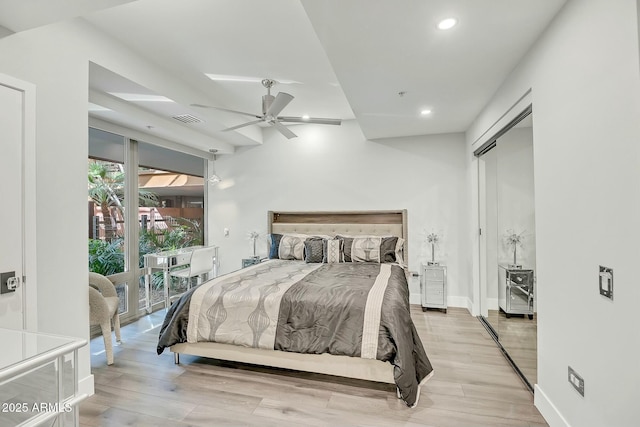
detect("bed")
[157,210,433,407]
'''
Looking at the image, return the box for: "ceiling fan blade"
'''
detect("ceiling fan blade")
[278,116,342,126]
[272,121,297,139]
[191,103,259,119]
[266,92,294,117]
[222,119,264,132]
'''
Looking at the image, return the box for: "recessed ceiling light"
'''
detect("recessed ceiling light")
[109,93,174,102]
[437,18,457,30]
[421,109,432,116]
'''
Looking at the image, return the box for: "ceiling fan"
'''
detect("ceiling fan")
[192,79,342,139]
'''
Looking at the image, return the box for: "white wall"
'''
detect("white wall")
[0,22,94,393]
[467,1,640,426]
[208,121,470,306]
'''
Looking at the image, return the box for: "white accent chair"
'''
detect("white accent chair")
[88,272,122,365]
[169,246,217,290]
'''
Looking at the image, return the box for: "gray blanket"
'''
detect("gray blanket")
[157,260,433,407]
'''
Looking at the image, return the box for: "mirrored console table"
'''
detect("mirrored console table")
[0,329,86,426]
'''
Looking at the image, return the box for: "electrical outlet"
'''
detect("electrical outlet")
[568,366,584,396]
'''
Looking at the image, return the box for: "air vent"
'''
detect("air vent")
[172,114,203,124]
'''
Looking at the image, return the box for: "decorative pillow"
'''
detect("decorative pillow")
[336,235,399,263]
[380,236,399,263]
[304,237,325,263]
[351,236,382,262]
[278,234,306,260]
[268,233,283,259]
[337,235,380,262]
[339,236,354,262]
[269,233,311,259]
[323,238,344,263]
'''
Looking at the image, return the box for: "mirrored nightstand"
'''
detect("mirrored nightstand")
[498,265,534,319]
[242,257,262,268]
[420,263,447,313]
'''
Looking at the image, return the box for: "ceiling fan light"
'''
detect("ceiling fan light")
[208,149,222,185]
[207,174,222,185]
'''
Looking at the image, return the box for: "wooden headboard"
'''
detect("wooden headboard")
[268,210,408,261]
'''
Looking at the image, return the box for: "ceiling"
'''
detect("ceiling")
[1,0,567,153]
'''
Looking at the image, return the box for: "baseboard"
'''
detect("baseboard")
[535,384,570,427]
[447,296,472,312]
[79,374,95,398]
[410,294,472,312]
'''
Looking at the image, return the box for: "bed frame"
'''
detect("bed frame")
[171,209,408,385]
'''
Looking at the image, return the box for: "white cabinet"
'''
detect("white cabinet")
[420,264,447,313]
[0,329,86,426]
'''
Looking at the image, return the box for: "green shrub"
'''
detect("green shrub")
[88,238,125,276]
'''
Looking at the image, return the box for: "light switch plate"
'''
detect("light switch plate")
[599,266,613,300]
[568,366,585,396]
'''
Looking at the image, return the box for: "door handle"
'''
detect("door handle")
[7,276,20,291]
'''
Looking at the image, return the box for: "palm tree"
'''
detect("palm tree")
[88,160,158,241]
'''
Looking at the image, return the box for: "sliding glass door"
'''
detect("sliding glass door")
[137,141,206,312]
[88,128,205,323]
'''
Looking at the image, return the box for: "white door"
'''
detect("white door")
[0,74,37,330]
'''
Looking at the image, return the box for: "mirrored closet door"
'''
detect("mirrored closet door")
[477,107,537,389]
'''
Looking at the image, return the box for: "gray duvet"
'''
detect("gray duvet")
[157,260,433,407]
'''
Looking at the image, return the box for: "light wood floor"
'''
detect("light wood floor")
[80,306,548,427]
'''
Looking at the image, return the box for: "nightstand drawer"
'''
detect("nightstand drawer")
[424,268,444,281]
[510,294,529,311]
[508,271,531,287]
[426,285,445,305]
